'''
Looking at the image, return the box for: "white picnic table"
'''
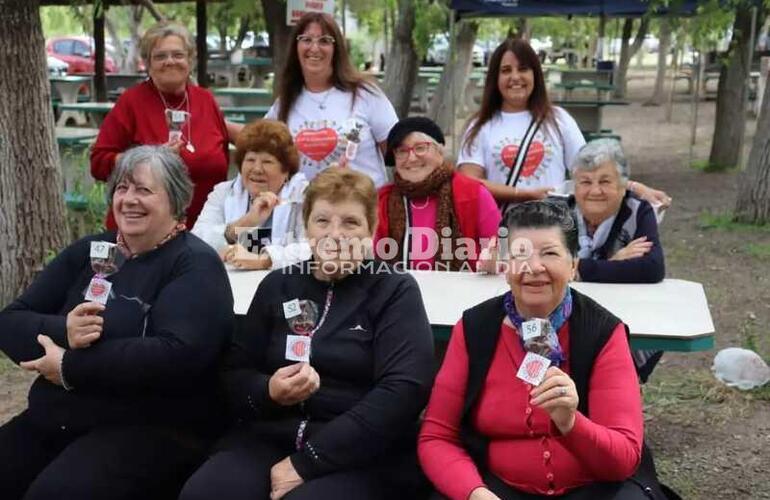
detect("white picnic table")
[227,269,714,352]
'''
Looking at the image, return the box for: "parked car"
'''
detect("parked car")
[46,36,117,74]
[425,34,484,67]
[47,55,68,77]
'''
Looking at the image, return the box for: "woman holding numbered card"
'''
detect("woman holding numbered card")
[265,12,398,187]
[419,201,668,500]
[91,21,243,230]
[180,167,434,500]
[0,146,233,500]
[457,38,672,213]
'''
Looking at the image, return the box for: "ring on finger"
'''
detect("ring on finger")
[559,387,567,396]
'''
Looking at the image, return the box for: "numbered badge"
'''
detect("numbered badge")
[285,334,311,362]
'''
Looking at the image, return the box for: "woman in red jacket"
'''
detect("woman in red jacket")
[374,117,500,272]
[419,201,665,500]
[91,21,239,229]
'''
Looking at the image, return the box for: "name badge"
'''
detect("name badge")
[283,299,302,319]
[171,110,187,123]
[90,241,112,259]
[516,351,551,386]
[285,335,311,362]
[521,318,548,341]
[84,276,112,305]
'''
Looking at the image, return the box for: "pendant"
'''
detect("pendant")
[186,143,195,153]
[319,104,326,110]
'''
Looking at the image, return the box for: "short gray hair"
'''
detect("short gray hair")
[107,145,193,221]
[140,21,196,65]
[573,139,629,182]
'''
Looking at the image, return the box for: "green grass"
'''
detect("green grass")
[697,212,770,233]
[689,159,736,172]
[745,242,770,259]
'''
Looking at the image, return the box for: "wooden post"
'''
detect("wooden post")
[196,0,208,88]
[93,0,107,102]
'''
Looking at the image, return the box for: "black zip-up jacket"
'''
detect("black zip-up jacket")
[224,260,435,480]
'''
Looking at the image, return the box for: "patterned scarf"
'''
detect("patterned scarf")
[386,161,463,270]
[503,288,572,366]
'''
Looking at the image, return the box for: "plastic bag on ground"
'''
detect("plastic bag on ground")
[711,347,770,390]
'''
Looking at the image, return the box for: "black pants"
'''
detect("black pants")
[430,471,654,500]
[0,411,209,500]
[180,423,429,500]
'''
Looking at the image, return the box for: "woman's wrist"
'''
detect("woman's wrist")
[224,223,237,244]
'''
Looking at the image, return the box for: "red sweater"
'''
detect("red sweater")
[418,320,643,499]
[90,80,229,229]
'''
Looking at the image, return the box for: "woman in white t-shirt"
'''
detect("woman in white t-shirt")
[458,38,672,210]
[266,12,398,188]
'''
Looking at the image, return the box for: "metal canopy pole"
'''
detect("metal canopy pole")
[449,10,456,156]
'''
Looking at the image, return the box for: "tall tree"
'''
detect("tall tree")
[735,75,770,224]
[428,19,479,132]
[381,0,419,117]
[708,3,754,169]
[644,17,673,106]
[614,17,650,99]
[261,0,292,92]
[0,0,68,306]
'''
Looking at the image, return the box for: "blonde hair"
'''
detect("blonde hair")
[140,21,196,66]
[302,167,378,233]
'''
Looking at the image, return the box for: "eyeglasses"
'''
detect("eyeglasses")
[393,142,436,161]
[296,35,336,47]
[151,51,188,63]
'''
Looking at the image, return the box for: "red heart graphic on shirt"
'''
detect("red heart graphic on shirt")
[500,141,545,178]
[89,281,106,297]
[292,339,308,357]
[295,128,338,162]
[525,358,545,380]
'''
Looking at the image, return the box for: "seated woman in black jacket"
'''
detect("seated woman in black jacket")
[180,167,435,500]
[0,145,233,500]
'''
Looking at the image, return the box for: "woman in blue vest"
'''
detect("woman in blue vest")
[418,201,667,500]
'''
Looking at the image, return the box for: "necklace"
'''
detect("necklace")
[306,88,333,110]
[155,83,195,153]
[410,197,430,210]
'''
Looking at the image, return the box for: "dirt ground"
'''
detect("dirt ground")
[2,69,769,498]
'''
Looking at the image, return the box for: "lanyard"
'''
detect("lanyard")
[307,284,334,339]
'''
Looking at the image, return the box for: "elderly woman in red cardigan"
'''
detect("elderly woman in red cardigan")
[418,201,667,500]
[374,117,500,272]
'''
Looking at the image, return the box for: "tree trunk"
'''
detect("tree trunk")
[382,0,418,118]
[735,73,770,223]
[644,18,672,106]
[105,15,126,70]
[196,0,208,88]
[125,5,144,74]
[428,19,478,131]
[708,5,753,169]
[614,17,649,99]
[94,1,107,102]
[0,0,68,307]
[261,0,293,93]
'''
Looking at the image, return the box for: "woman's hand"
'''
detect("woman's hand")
[270,457,304,499]
[609,236,653,261]
[268,362,321,406]
[629,182,672,210]
[66,301,105,348]
[530,367,578,435]
[469,487,501,500]
[515,186,553,202]
[245,191,280,227]
[477,237,503,274]
[223,244,273,270]
[20,335,65,386]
